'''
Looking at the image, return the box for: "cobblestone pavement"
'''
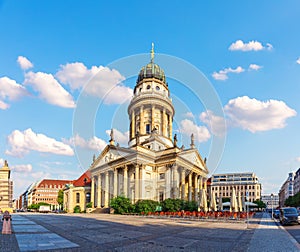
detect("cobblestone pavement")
[0,212,297,252]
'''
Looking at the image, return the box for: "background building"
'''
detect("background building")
[279,172,294,207]
[64,171,91,213]
[261,194,279,210]
[0,160,13,212]
[293,168,300,195]
[209,172,262,203]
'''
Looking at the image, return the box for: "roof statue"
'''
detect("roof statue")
[173,134,178,147]
[190,133,195,149]
[109,128,115,146]
[4,160,8,167]
[151,42,155,63]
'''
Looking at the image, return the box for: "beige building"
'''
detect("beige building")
[0,160,13,212]
[64,171,91,213]
[209,172,261,202]
[89,49,209,209]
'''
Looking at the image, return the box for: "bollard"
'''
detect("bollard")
[2,210,12,234]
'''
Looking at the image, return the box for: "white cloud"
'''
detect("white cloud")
[11,164,32,173]
[24,71,76,108]
[183,112,195,119]
[229,40,272,51]
[249,64,262,71]
[66,134,107,151]
[105,129,129,146]
[5,128,74,157]
[224,96,297,133]
[200,110,227,137]
[0,77,29,109]
[295,157,300,162]
[0,158,4,166]
[17,56,33,70]
[56,62,132,104]
[179,119,211,143]
[296,57,300,65]
[212,66,244,81]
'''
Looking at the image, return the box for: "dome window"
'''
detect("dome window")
[156,86,160,91]
[147,85,151,90]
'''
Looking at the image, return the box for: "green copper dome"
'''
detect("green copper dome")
[137,62,166,84]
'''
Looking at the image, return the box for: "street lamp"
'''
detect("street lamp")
[271,193,274,219]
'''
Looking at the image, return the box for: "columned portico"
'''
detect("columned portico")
[97,174,101,207]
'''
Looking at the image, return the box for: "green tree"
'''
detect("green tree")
[73,205,81,213]
[57,189,64,205]
[253,199,266,210]
[110,195,134,214]
[161,198,183,212]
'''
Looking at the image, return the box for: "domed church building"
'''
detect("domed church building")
[89,46,209,209]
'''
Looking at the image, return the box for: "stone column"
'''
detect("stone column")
[151,106,155,130]
[169,114,173,139]
[162,109,167,137]
[140,106,144,134]
[123,165,128,197]
[181,169,185,200]
[194,174,199,201]
[172,165,177,199]
[135,165,139,202]
[104,171,109,207]
[199,176,203,190]
[97,174,101,208]
[204,178,207,190]
[188,172,192,201]
[91,176,95,208]
[113,169,118,197]
[131,110,135,139]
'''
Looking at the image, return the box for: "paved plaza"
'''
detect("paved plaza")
[0,212,299,251]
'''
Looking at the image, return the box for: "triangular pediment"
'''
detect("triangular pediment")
[178,149,208,172]
[91,145,135,168]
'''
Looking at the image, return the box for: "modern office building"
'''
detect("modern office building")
[261,194,279,210]
[209,172,262,202]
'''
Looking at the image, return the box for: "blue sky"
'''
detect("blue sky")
[1,1,300,198]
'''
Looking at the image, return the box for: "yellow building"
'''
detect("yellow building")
[63,171,91,213]
[0,160,13,212]
[89,47,209,209]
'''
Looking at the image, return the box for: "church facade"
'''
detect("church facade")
[89,49,209,209]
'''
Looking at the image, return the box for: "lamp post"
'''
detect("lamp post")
[271,193,274,219]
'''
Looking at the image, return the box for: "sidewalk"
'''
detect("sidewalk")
[247,212,300,252]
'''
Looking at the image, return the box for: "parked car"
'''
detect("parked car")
[279,207,299,225]
[273,209,280,219]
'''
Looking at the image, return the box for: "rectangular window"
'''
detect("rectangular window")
[159,173,165,180]
[146,124,151,134]
[159,192,164,202]
[76,193,80,204]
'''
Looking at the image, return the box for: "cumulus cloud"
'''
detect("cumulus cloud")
[179,119,211,143]
[66,134,107,151]
[0,77,29,109]
[200,110,227,137]
[17,56,33,70]
[6,128,74,157]
[224,96,297,133]
[11,164,33,173]
[24,71,76,108]
[56,62,132,104]
[212,66,244,80]
[105,129,129,146]
[296,58,300,65]
[229,40,273,51]
[249,64,262,71]
[183,112,195,119]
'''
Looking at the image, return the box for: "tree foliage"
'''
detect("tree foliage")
[135,199,159,213]
[110,195,134,214]
[285,192,300,207]
[253,199,266,210]
[57,189,64,205]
